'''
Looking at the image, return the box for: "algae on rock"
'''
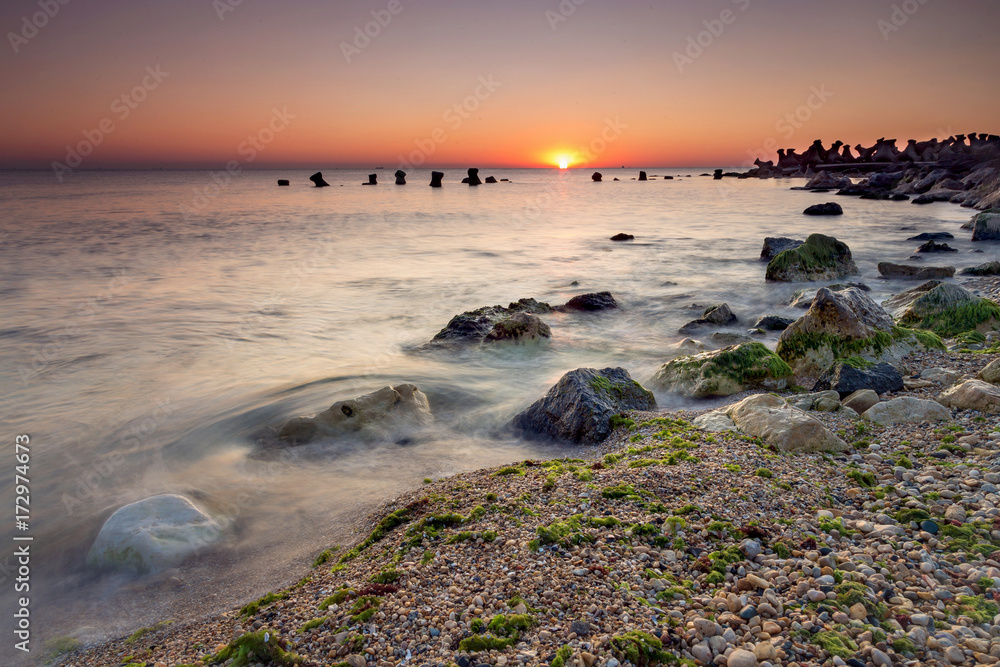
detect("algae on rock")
[647,342,793,398]
[765,233,860,282]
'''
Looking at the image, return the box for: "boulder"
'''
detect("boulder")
[970,210,1000,241]
[803,202,844,216]
[508,367,656,444]
[862,397,951,425]
[647,342,793,398]
[309,172,330,187]
[725,394,847,453]
[663,337,710,359]
[765,233,860,282]
[592,172,603,182]
[429,171,444,188]
[610,233,634,241]
[691,411,737,432]
[776,287,936,376]
[753,315,795,331]
[277,179,290,186]
[431,298,553,344]
[959,261,1000,276]
[363,174,377,185]
[638,171,648,181]
[916,240,957,253]
[907,232,954,241]
[921,367,962,386]
[937,380,1000,413]
[394,170,406,185]
[560,292,619,312]
[842,389,880,415]
[678,303,737,333]
[790,390,842,412]
[484,176,498,184]
[466,168,482,186]
[87,494,223,574]
[979,358,1000,383]
[277,384,432,445]
[812,360,904,397]
[877,262,955,280]
[484,312,551,343]
[760,237,804,262]
[882,280,1000,336]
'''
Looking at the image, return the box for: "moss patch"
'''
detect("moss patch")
[207,631,304,667]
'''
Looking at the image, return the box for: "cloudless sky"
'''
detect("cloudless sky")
[1,0,998,169]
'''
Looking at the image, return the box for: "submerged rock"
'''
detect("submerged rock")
[431,298,553,344]
[915,240,957,253]
[277,384,432,446]
[429,171,444,187]
[970,209,1000,241]
[87,494,223,574]
[959,261,1000,276]
[862,396,951,425]
[877,262,955,280]
[725,394,847,453]
[803,202,844,216]
[906,232,953,241]
[812,360,904,397]
[559,292,619,312]
[647,342,793,398]
[765,233,859,282]
[394,170,406,185]
[309,172,330,187]
[882,280,1000,336]
[277,179,290,186]
[609,233,634,241]
[678,303,737,333]
[508,367,655,444]
[483,312,551,343]
[753,315,795,331]
[760,237,804,262]
[592,172,603,182]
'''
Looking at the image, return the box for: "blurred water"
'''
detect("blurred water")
[0,167,980,658]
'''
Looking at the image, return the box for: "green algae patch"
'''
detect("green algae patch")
[807,630,858,659]
[240,592,287,619]
[900,298,1000,336]
[649,342,793,398]
[457,634,516,651]
[765,233,858,282]
[954,595,999,623]
[609,630,675,666]
[207,631,305,667]
[488,613,536,636]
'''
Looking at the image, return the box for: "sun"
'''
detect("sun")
[557,156,570,169]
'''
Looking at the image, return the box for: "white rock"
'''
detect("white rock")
[862,396,951,425]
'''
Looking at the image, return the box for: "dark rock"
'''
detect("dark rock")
[484,312,551,343]
[906,232,954,241]
[912,192,954,204]
[753,315,795,331]
[803,202,844,216]
[960,261,1000,276]
[713,169,723,180]
[678,303,738,334]
[760,237,805,262]
[508,367,656,444]
[592,172,603,182]
[664,176,673,180]
[431,298,552,345]
[560,292,619,312]
[394,170,406,185]
[484,176,497,184]
[570,620,591,636]
[971,210,1000,241]
[610,233,634,242]
[277,179,290,186]
[363,174,377,185]
[813,361,904,398]
[467,168,482,186]
[429,171,444,188]
[638,171,647,181]
[877,262,956,279]
[309,172,330,187]
[739,606,758,620]
[916,240,957,253]
[890,193,910,201]
[920,520,939,535]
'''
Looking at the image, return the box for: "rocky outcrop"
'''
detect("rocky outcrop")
[394,170,406,185]
[431,298,553,344]
[277,384,432,446]
[484,312,551,343]
[610,233,634,241]
[776,287,942,376]
[678,303,738,334]
[800,171,852,190]
[970,210,1000,241]
[861,397,951,425]
[882,280,1000,336]
[803,202,843,216]
[765,234,859,282]
[760,237,804,262]
[508,367,655,444]
[429,171,444,188]
[725,394,847,453]
[647,342,793,398]
[560,292,619,312]
[959,261,1000,276]
[937,380,1000,413]
[877,263,955,280]
[466,168,482,186]
[812,360,903,397]
[309,172,330,187]
[87,495,223,574]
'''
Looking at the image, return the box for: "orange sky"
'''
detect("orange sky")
[1,0,999,169]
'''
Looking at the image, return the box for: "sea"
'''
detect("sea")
[0,167,981,662]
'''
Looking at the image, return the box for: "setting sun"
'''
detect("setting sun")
[558,157,570,169]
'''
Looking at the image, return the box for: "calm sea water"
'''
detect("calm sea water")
[0,167,981,658]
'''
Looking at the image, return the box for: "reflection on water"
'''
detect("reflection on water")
[0,168,977,659]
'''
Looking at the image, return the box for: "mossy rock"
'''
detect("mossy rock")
[647,342,793,398]
[883,280,1000,336]
[765,233,860,282]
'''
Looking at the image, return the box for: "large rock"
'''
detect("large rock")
[937,380,1000,413]
[753,315,795,331]
[647,342,793,398]
[508,367,655,444]
[842,389,880,415]
[803,202,844,216]
[484,312,551,343]
[725,394,847,453]
[959,261,1000,276]
[862,397,951,425]
[691,411,737,432]
[431,298,552,344]
[971,210,1000,241]
[812,360,903,397]
[87,495,223,574]
[760,237,804,262]
[765,233,860,282]
[560,292,619,312]
[882,280,1000,336]
[678,303,738,333]
[979,358,1000,383]
[776,287,938,376]
[277,384,432,445]
[877,262,955,280]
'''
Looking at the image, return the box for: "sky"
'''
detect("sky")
[1,0,999,169]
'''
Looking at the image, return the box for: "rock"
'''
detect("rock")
[638,171,647,181]
[429,171,444,187]
[960,261,1000,276]
[691,411,737,432]
[922,367,962,385]
[508,367,656,445]
[871,648,892,666]
[765,233,860,282]
[883,280,1000,336]
[484,176,497,184]
[484,312,552,343]
[277,384,432,445]
[394,170,406,184]
[944,504,967,523]
[937,379,1000,413]
[346,655,367,667]
[309,172,330,187]
[647,342,793,398]
[87,494,222,574]
[678,303,738,333]
[944,646,966,664]
[790,390,841,412]
[739,539,762,560]
[877,262,956,279]
[803,171,852,190]
[431,298,553,344]
[776,287,935,376]
[592,172,602,182]
[664,337,710,359]
[907,232,954,241]
[760,237,804,262]
[277,179,290,186]
[842,389,880,415]
[560,292,619,312]
[920,520,939,535]
[862,396,951,425]
[916,239,957,253]
[466,168,482,186]
[753,315,795,331]
[813,361,904,397]
[569,619,590,636]
[981,358,1000,383]
[971,210,1000,241]
[727,648,758,667]
[803,202,844,216]
[609,233,634,241]
[711,332,754,347]
[726,393,847,453]
[363,173,377,185]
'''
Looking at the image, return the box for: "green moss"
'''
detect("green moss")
[44,636,82,658]
[488,613,536,637]
[699,342,792,383]
[551,646,574,667]
[348,596,381,624]
[846,470,875,488]
[808,630,858,659]
[895,455,913,469]
[534,515,594,548]
[457,634,515,651]
[370,568,400,584]
[955,595,1000,623]
[602,483,641,500]
[311,548,338,568]
[765,233,855,281]
[299,616,327,633]
[125,620,173,644]
[706,571,724,585]
[893,508,929,524]
[207,631,304,667]
[338,507,413,564]
[494,466,524,477]
[240,592,287,618]
[754,467,773,479]
[838,356,874,370]
[674,504,698,515]
[319,587,353,610]
[891,636,916,655]
[900,296,1000,337]
[609,414,636,430]
[609,630,674,666]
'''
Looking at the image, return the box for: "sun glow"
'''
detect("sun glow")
[557,156,570,169]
